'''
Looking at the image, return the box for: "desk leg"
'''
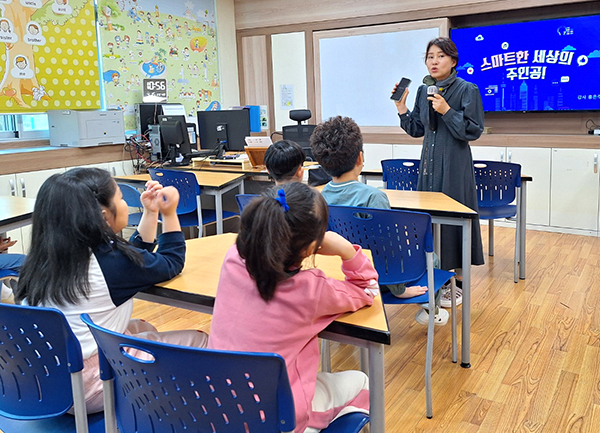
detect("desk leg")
[461,219,472,368]
[215,190,223,235]
[368,342,385,433]
[519,181,527,279]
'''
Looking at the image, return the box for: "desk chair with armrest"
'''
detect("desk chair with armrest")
[0,303,104,433]
[81,314,368,433]
[381,159,420,191]
[148,168,238,238]
[473,161,522,282]
[327,205,455,418]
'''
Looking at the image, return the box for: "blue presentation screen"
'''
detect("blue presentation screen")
[451,14,600,112]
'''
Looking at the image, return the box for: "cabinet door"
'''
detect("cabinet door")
[392,144,422,159]
[16,168,66,253]
[363,144,393,188]
[510,148,551,226]
[550,149,599,231]
[107,160,135,177]
[0,174,24,253]
[470,145,506,161]
[0,174,17,197]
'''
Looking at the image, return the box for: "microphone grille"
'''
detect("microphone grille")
[427,85,439,95]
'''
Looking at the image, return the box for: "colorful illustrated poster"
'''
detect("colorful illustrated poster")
[0,0,100,111]
[98,0,219,133]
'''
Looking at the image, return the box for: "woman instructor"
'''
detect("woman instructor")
[393,37,485,306]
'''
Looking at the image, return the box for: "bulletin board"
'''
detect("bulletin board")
[0,0,100,112]
[314,19,449,130]
[98,0,220,133]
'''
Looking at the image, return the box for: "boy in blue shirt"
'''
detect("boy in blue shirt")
[310,116,390,209]
[310,116,447,325]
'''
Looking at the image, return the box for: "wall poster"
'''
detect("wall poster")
[98,0,220,134]
[0,0,100,112]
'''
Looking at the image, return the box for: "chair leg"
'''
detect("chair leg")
[451,277,457,364]
[514,215,520,283]
[488,219,495,256]
[320,339,331,372]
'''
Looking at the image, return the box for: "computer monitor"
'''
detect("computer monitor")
[197,109,251,153]
[158,115,192,164]
[282,124,317,160]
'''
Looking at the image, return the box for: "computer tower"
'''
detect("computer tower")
[148,124,161,161]
[135,103,164,137]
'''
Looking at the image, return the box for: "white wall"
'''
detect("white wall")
[216,0,241,108]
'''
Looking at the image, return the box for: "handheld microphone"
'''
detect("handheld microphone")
[427,86,439,131]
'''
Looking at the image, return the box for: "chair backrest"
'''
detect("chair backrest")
[117,183,142,208]
[0,304,84,420]
[381,159,420,191]
[81,314,297,433]
[235,193,259,213]
[473,161,522,207]
[327,205,433,285]
[148,168,201,214]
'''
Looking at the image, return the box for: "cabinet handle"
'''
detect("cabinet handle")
[20,178,26,197]
[508,151,512,162]
[9,179,15,196]
[111,166,116,176]
[500,150,504,161]
[595,154,598,174]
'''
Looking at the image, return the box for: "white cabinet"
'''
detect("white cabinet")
[363,144,393,188]
[392,144,421,159]
[0,174,23,253]
[108,160,135,176]
[510,148,551,227]
[471,145,505,161]
[550,149,599,231]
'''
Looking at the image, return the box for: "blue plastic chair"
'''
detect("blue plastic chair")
[117,183,144,227]
[81,314,368,433]
[235,193,259,213]
[473,161,522,282]
[0,304,105,433]
[327,205,455,418]
[381,159,420,190]
[148,168,238,237]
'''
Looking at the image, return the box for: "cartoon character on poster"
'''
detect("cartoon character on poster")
[0,18,18,43]
[11,55,34,79]
[52,0,72,15]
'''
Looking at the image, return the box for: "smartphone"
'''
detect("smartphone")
[390,77,412,100]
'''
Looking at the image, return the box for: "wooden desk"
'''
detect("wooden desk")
[362,168,533,280]
[383,189,477,368]
[114,171,245,235]
[136,233,390,433]
[0,196,36,237]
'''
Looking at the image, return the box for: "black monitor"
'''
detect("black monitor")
[282,124,317,161]
[197,109,251,153]
[158,115,192,165]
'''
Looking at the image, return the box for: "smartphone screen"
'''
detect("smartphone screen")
[390,77,412,100]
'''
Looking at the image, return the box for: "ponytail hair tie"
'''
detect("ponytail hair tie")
[274,189,289,212]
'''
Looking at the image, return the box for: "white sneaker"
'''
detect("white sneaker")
[415,307,449,326]
[440,284,462,308]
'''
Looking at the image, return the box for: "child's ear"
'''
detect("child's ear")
[356,151,364,167]
[302,240,319,258]
[294,165,304,181]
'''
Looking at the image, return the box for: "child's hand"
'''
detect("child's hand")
[156,186,180,216]
[0,237,17,253]
[140,181,163,213]
[317,231,357,261]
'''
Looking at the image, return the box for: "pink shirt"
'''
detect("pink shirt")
[208,244,377,432]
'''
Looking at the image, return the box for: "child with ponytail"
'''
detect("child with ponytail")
[208,182,379,433]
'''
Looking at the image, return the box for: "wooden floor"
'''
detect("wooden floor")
[132,225,600,432]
